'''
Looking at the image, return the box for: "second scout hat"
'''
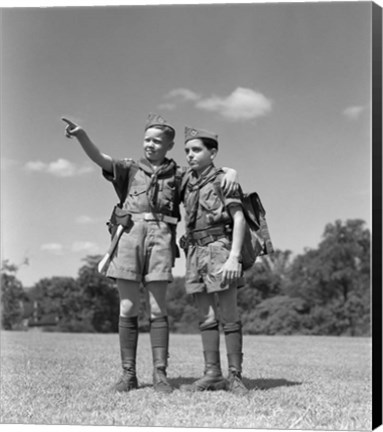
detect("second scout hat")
[145,113,175,134]
[184,126,218,145]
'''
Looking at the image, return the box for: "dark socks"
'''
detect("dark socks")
[150,316,169,350]
[223,321,242,355]
[119,316,138,370]
[199,320,220,353]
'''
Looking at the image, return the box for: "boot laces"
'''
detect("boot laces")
[229,371,248,393]
[155,368,168,384]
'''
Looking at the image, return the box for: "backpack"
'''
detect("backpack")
[239,190,274,270]
[209,173,273,271]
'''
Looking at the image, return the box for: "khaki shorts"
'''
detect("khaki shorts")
[184,238,243,294]
[106,220,174,283]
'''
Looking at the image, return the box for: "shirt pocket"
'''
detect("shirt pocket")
[199,188,222,212]
[128,183,147,197]
[125,182,148,212]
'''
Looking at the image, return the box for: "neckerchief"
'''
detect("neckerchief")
[138,157,178,212]
[186,164,221,230]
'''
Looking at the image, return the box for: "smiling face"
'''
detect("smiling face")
[143,127,174,165]
[185,138,217,174]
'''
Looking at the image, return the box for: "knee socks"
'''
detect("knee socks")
[119,316,139,370]
[199,320,220,353]
[150,316,169,349]
[223,321,242,354]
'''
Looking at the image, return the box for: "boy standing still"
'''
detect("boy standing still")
[62,114,237,394]
[180,127,248,395]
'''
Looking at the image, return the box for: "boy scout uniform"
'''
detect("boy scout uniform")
[102,114,184,394]
[182,163,243,293]
[103,157,182,283]
[180,127,248,395]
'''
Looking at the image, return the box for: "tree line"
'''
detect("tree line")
[1,219,371,336]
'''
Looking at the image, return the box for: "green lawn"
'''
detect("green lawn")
[0,331,372,429]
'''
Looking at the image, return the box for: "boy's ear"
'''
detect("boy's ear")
[210,148,218,159]
[168,140,175,151]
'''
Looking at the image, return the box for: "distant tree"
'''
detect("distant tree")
[238,250,292,332]
[244,249,292,299]
[76,255,120,333]
[1,261,26,329]
[30,276,93,331]
[287,219,370,335]
[167,277,198,333]
[243,295,308,335]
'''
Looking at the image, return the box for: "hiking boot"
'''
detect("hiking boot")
[116,316,138,392]
[153,367,173,394]
[180,351,227,392]
[113,372,138,392]
[180,371,228,392]
[227,371,248,396]
[151,346,173,394]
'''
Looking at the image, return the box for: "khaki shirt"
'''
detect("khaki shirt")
[103,158,184,218]
[183,164,242,232]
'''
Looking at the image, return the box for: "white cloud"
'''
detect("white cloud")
[25,158,94,177]
[196,87,272,121]
[161,87,272,122]
[41,243,64,255]
[47,159,77,177]
[71,241,100,254]
[342,105,365,121]
[25,161,46,172]
[165,88,201,102]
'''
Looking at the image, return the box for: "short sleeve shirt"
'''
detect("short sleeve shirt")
[183,164,243,231]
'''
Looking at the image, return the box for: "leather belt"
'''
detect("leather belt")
[186,225,228,246]
[130,212,178,225]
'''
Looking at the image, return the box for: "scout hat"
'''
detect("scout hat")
[184,126,218,145]
[145,113,175,134]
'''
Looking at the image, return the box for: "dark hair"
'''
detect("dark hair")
[148,125,175,142]
[200,137,218,150]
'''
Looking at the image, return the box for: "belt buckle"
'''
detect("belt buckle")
[144,213,156,221]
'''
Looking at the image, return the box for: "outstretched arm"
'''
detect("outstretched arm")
[61,117,113,173]
[220,204,246,285]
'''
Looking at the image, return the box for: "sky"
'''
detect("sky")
[1,0,376,288]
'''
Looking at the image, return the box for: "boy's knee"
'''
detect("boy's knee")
[149,309,167,321]
[120,299,139,317]
[148,288,168,319]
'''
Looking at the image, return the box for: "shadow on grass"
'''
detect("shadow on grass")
[168,376,302,391]
[243,377,302,390]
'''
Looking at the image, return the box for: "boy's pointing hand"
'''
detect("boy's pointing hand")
[62,117,82,139]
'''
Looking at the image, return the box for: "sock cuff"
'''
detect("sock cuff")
[199,320,219,332]
[150,316,169,328]
[222,321,242,334]
[119,316,138,328]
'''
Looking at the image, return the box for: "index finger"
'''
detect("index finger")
[61,117,77,127]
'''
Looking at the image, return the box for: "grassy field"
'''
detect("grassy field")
[0,330,372,430]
